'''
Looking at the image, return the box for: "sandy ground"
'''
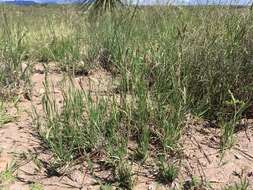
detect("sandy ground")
[0,63,253,190]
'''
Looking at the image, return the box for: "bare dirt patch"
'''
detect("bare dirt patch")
[180,117,253,189]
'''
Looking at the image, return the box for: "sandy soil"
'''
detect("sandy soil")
[0,63,252,190]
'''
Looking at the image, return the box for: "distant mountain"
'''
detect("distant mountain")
[58,0,93,4]
[39,0,58,4]
[0,0,60,5]
[0,0,80,4]
[1,0,39,5]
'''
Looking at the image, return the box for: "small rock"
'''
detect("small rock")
[234,154,241,159]
[23,92,32,101]
[247,171,253,177]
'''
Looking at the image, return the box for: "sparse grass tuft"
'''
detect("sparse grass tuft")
[0,101,13,127]
[0,161,16,186]
[157,155,179,184]
[100,184,113,190]
[29,182,43,190]
[182,176,211,190]
[219,91,249,151]
[114,161,133,190]
[223,177,249,190]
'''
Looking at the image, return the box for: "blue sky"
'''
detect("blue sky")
[0,0,252,5]
[132,0,252,5]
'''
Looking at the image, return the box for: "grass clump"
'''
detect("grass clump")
[100,184,113,190]
[223,178,249,190]
[0,5,87,78]
[0,9,31,99]
[0,161,16,186]
[219,90,249,151]
[114,161,133,190]
[85,7,253,119]
[0,101,13,127]
[157,155,179,184]
[36,78,120,165]
[182,176,211,190]
[29,183,43,190]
